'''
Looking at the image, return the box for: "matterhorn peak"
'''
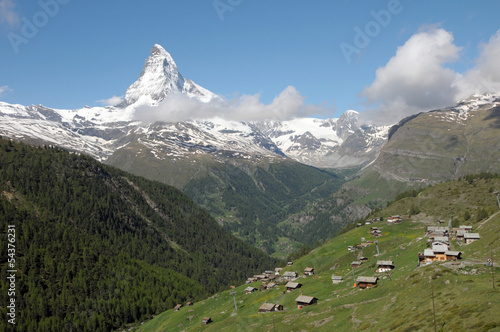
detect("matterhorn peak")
[124,44,218,106]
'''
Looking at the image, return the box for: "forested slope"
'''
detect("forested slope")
[0,138,277,331]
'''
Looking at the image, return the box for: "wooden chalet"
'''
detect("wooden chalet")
[388,215,401,223]
[376,260,395,273]
[464,233,480,244]
[185,302,193,306]
[418,249,462,265]
[202,317,212,325]
[445,251,462,261]
[287,261,294,266]
[295,295,318,307]
[266,281,277,290]
[459,225,473,232]
[432,236,450,244]
[285,281,302,292]
[356,276,378,289]
[245,286,257,294]
[264,270,274,277]
[431,241,449,253]
[174,304,182,311]
[331,275,343,284]
[304,267,315,275]
[283,271,298,280]
[426,226,449,236]
[455,230,466,240]
[258,303,283,313]
[351,261,362,268]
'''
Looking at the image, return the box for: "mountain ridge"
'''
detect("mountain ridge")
[0,44,389,170]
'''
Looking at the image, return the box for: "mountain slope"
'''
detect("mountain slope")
[137,174,500,331]
[372,93,500,184]
[0,138,277,332]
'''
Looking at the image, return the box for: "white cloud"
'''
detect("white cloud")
[0,85,12,97]
[0,0,20,27]
[360,27,500,125]
[455,30,500,100]
[97,95,124,106]
[134,86,333,123]
[360,28,461,125]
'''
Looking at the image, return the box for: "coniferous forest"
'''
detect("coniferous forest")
[0,138,277,331]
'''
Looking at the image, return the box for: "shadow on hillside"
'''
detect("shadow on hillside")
[484,106,500,129]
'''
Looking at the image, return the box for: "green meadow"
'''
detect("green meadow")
[137,176,500,331]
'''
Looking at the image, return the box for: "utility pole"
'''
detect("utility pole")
[230,291,237,311]
[494,190,500,210]
[431,279,437,332]
[375,240,380,256]
[492,249,496,290]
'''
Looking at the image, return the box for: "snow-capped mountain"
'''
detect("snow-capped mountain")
[0,44,388,171]
[124,44,219,107]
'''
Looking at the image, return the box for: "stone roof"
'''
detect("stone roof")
[285,282,301,288]
[295,295,317,304]
[259,303,276,311]
[356,276,378,283]
[464,233,480,239]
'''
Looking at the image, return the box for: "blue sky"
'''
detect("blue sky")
[1,0,500,122]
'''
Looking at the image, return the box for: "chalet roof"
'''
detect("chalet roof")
[464,233,480,239]
[356,276,378,283]
[331,275,343,280]
[433,236,450,243]
[445,251,462,256]
[283,271,298,277]
[427,226,449,232]
[459,225,473,229]
[304,267,314,272]
[259,303,276,311]
[174,304,182,310]
[266,282,277,288]
[456,230,466,236]
[377,260,394,266]
[245,286,257,292]
[285,282,301,288]
[295,295,317,304]
[264,270,274,274]
[202,317,212,322]
[351,261,362,265]
[424,249,435,257]
[431,243,449,252]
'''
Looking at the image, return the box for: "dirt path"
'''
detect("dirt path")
[477,210,500,230]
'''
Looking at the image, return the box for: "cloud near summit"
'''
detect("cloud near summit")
[135,86,334,123]
[360,27,500,125]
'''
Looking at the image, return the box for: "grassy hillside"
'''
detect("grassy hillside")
[0,138,277,332]
[137,175,500,331]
